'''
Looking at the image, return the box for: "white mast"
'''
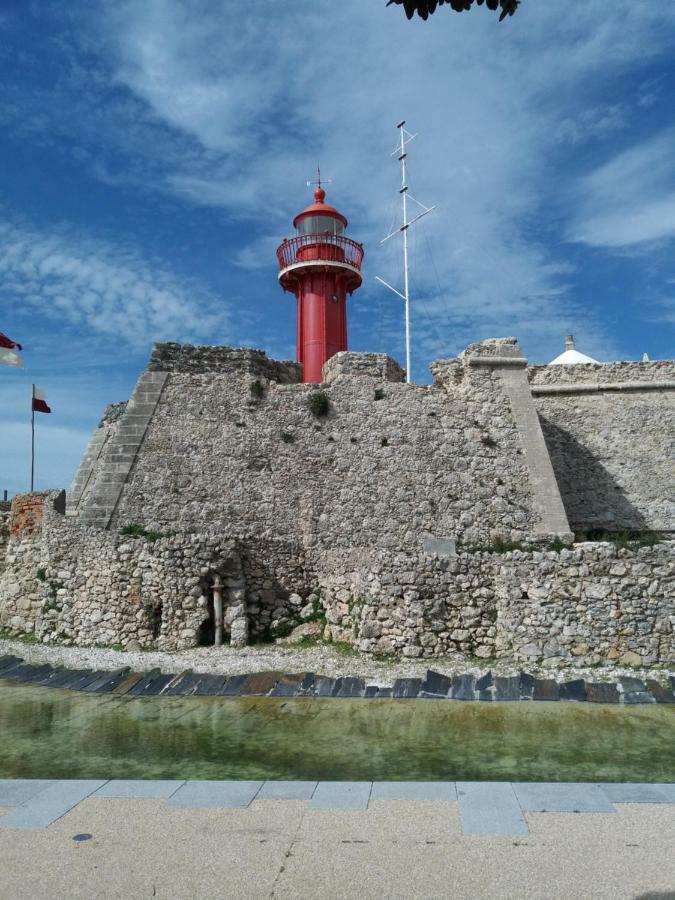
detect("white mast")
[376,120,435,384]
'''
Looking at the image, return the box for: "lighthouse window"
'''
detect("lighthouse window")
[297,215,344,236]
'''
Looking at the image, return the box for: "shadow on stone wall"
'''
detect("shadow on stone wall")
[538,417,647,533]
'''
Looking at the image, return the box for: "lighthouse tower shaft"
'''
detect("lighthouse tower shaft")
[295,270,349,385]
[277,186,363,383]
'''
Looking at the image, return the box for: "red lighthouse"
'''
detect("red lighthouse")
[277,183,364,383]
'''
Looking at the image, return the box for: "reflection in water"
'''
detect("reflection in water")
[0,681,672,782]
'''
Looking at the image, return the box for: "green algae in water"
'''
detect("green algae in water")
[0,681,673,782]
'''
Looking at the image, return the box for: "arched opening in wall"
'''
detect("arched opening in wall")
[196,566,247,647]
[142,598,163,641]
[197,589,215,646]
[197,572,216,647]
[196,572,235,647]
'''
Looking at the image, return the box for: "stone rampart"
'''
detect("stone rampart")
[316,542,673,666]
[1,491,671,665]
[2,339,671,663]
[148,343,302,382]
[0,491,246,650]
[90,339,567,555]
[323,351,406,383]
[529,361,675,533]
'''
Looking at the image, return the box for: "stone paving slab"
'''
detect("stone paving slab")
[646,679,675,703]
[111,671,145,694]
[80,668,130,693]
[333,676,366,698]
[161,672,201,696]
[559,679,587,702]
[310,782,372,810]
[586,682,620,703]
[452,674,476,700]
[369,781,457,802]
[127,669,164,695]
[94,780,185,799]
[0,780,55,806]
[622,691,655,705]
[533,678,560,701]
[0,780,106,829]
[494,675,520,701]
[0,655,22,674]
[513,782,615,812]
[167,781,263,809]
[0,781,673,833]
[256,781,318,800]
[600,783,675,804]
[456,782,528,836]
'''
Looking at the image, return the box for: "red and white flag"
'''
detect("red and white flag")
[0,331,23,368]
[32,386,51,414]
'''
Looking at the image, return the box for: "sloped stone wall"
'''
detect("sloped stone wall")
[530,361,675,533]
[89,341,557,560]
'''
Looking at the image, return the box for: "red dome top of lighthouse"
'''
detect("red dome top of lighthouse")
[293,186,348,231]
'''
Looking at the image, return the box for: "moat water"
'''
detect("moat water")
[0,681,672,782]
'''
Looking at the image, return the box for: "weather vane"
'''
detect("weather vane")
[306,166,332,192]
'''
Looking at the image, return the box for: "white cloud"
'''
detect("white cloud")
[3,0,675,369]
[567,129,675,248]
[0,214,230,348]
[82,0,675,364]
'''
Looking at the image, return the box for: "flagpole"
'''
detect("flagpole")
[31,384,35,492]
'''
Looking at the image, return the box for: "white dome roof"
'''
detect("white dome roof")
[548,335,599,366]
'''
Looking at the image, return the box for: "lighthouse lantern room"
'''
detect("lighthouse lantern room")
[277,182,363,383]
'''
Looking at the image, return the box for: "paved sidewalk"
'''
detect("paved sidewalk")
[0,781,674,899]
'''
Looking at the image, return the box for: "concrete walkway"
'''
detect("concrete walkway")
[0,781,674,899]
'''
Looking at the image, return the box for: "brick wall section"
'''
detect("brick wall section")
[0,506,10,572]
[9,492,53,539]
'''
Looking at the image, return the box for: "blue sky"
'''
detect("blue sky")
[1,0,674,497]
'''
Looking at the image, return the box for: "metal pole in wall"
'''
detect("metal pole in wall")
[213,574,224,647]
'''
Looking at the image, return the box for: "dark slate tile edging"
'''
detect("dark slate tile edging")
[0,656,672,705]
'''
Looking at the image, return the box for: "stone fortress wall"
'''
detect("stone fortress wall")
[529,360,675,534]
[72,337,568,546]
[0,338,673,666]
[0,491,671,666]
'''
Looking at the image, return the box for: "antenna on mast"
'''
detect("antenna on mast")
[306,166,332,191]
[375,121,435,384]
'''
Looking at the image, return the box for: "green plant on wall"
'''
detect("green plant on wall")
[579,530,661,548]
[120,524,173,542]
[308,392,330,417]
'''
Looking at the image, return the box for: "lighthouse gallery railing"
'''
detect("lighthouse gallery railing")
[277,233,364,272]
